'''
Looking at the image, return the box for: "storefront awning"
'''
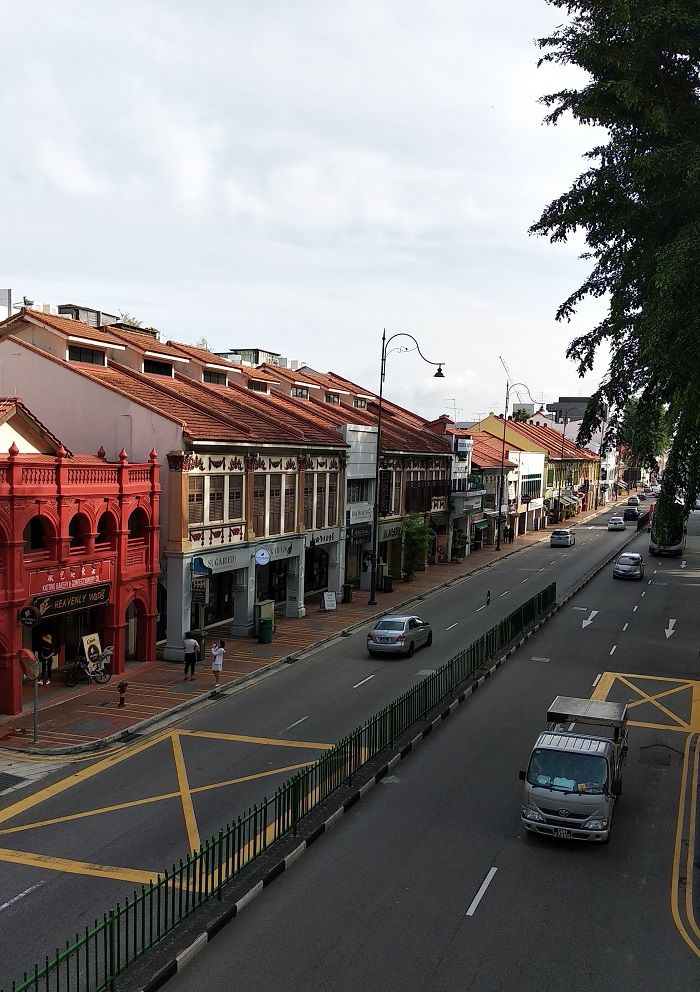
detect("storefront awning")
[559,495,577,507]
[473,520,490,531]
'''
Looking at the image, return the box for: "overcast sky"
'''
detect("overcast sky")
[1,0,610,420]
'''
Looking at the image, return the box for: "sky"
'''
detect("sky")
[0,0,611,421]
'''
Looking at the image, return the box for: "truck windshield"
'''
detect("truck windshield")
[528,748,608,795]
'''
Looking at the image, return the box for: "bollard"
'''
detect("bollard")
[117,680,128,708]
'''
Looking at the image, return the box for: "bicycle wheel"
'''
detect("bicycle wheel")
[92,668,111,684]
[64,665,80,688]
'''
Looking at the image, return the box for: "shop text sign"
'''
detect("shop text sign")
[34,583,111,619]
[30,561,112,597]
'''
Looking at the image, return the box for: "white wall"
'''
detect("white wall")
[0,419,42,453]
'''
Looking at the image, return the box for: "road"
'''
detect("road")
[0,505,666,985]
[160,511,700,992]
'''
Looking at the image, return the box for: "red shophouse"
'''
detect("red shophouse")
[0,399,160,715]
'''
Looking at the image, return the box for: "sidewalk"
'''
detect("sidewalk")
[0,505,616,754]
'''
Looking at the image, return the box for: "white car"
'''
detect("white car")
[608,516,626,531]
[550,528,576,548]
[627,496,640,507]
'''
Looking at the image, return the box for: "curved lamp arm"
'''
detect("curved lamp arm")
[382,331,444,381]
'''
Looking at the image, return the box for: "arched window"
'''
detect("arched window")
[23,516,50,554]
[96,511,117,548]
[68,513,90,549]
[127,508,149,541]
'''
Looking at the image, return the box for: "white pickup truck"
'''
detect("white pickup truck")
[519,696,628,843]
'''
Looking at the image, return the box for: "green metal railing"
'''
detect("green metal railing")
[5,583,555,992]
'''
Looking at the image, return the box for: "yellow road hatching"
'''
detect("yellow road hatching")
[0,728,332,883]
[592,671,700,959]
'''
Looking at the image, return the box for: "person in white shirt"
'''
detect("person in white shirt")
[183,633,200,681]
[211,640,225,689]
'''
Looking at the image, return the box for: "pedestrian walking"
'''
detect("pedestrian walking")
[38,632,55,685]
[183,632,200,681]
[211,639,225,689]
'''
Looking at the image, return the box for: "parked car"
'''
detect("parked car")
[613,552,645,580]
[550,528,576,548]
[607,515,626,531]
[623,507,641,522]
[367,615,432,657]
[627,496,640,507]
[638,491,647,501]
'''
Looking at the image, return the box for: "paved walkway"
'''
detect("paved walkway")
[0,506,618,754]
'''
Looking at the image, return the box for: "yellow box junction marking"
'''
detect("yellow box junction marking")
[0,728,332,884]
[591,672,700,733]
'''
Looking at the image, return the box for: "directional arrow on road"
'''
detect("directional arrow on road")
[665,619,677,639]
[681,561,687,569]
[582,610,599,629]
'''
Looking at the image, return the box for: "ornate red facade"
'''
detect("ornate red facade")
[0,445,160,715]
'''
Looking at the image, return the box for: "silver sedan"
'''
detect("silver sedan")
[367,615,433,657]
[613,552,645,580]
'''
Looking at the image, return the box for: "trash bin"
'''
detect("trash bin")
[258,616,273,644]
[342,582,353,603]
[383,574,393,594]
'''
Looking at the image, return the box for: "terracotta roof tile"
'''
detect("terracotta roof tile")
[0,308,126,346]
[169,343,275,381]
[105,327,191,360]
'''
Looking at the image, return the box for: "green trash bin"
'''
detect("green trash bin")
[383,574,393,594]
[258,616,273,644]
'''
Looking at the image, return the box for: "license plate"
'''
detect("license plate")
[554,827,572,839]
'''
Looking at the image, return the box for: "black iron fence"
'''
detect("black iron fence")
[5,582,556,992]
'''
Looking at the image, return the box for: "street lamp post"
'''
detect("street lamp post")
[495,378,535,552]
[368,329,444,606]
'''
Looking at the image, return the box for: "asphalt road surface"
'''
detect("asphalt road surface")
[161,511,700,992]
[0,505,674,985]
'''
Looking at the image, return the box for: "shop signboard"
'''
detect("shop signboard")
[34,582,111,620]
[348,504,373,525]
[320,591,337,611]
[29,560,112,597]
[191,575,208,604]
[378,520,403,543]
[306,527,341,548]
[196,547,248,574]
[19,606,40,627]
[349,523,372,546]
[457,438,473,453]
[528,497,544,510]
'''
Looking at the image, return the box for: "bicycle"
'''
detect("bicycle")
[63,646,114,687]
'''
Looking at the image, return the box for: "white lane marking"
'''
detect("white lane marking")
[500,590,509,597]
[446,622,459,631]
[633,605,639,612]
[0,882,44,913]
[648,579,652,585]
[592,673,602,687]
[466,867,498,917]
[582,610,599,629]
[353,675,375,689]
[681,560,687,569]
[654,569,658,574]
[641,591,646,597]
[280,716,308,734]
[623,623,628,631]
[476,605,486,613]
[521,578,528,583]
[609,645,617,656]
[549,560,556,565]
[665,619,677,639]
[572,607,588,612]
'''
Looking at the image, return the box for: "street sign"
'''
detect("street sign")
[486,589,491,607]
[191,576,208,605]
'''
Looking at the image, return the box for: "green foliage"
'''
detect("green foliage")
[402,513,430,578]
[618,397,671,470]
[118,311,142,327]
[512,409,530,422]
[531,0,700,513]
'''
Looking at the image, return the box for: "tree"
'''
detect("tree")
[530,1,700,527]
[619,397,671,472]
[402,513,430,579]
[512,408,530,422]
[195,336,211,351]
[118,311,142,327]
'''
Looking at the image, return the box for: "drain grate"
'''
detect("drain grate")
[0,772,26,793]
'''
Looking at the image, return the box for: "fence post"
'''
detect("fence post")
[108,909,117,991]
